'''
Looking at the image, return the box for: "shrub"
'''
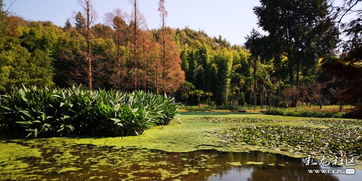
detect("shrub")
[0,86,178,138]
[264,109,283,115]
[264,107,349,118]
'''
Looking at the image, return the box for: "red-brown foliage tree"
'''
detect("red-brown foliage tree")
[157,0,185,93]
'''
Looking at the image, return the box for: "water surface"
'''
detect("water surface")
[0,141,361,181]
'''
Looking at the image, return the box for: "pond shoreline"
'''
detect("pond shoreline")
[1,112,362,180]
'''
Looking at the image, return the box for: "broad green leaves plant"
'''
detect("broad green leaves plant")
[0,86,178,138]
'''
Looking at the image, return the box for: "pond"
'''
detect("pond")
[1,141,361,181]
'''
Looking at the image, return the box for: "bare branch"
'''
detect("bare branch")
[104,8,129,27]
[78,0,97,25]
[337,0,360,26]
[5,0,16,13]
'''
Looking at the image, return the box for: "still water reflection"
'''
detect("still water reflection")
[1,142,361,181]
[204,151,361,181]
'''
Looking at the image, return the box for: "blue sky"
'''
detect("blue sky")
[4,0,263,45]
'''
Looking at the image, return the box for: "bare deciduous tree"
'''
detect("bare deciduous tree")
[78,0,96,89]
[158,0,168,93]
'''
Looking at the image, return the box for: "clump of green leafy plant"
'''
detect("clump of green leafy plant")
[264,106,355,118]
[0,86,178,138]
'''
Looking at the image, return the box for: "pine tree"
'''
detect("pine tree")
[64,19,72,30]
[75,12,85,30]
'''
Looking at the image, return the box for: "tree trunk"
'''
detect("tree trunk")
[161,19,166,94]
[253,58,257,110]
[260,90,264,107]
[295,57,301,107]
[116,27,122,89]
[339,104,344,112]
[133,0,138,90]
[86,0,92,89]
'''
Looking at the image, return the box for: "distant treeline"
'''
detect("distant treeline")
[0,0,361,111]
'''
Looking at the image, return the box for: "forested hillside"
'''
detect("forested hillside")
[0,0,251,105]
[0,0,361,111]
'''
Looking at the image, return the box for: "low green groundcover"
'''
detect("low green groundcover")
[264,107,351,118]
[0,86,178,138]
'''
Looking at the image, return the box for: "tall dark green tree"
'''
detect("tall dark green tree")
[254,0,339,106]
[75,12,86,30]
[245,30,273,108]
[64,19,72,30]
[214,49,233,105]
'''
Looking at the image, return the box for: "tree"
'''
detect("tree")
[229,48,249,106]
[321,0,362,117]
[205,92,213,103]
[299,82,325,108]
[245,30,273,109]
[158,0,168,93]
[109,9,128,61]
[53,30,87,87]
[177,81,195,104]
[64,19,72,30]
[333,0,361,62]
[105,9,129,89]
[322,56,362,111]
[214,49,233,105]
[0,0,7,48]
[75,12,85,30]
[0,22,55,92]
[245,30,262,109]
[92,24,114,39]
[254,0,339,106]
[113,18,127,88]
[155,30,185,93]
[0,0,8,37]
[191,89,205,105]
[78,0,96,89]
[128,0,143,90]
[155,0,185,93]
[1,3,252,104]
[174,28,252,104]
